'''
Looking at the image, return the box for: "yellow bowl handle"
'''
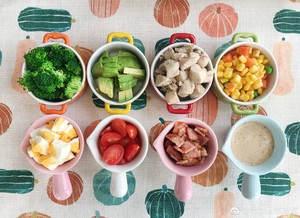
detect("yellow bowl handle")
[107,32,134,45]
[105,102,131,114]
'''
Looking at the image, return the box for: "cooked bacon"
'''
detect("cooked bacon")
[195,125,209,135]
[182,147,201,160]
[176,158,200,166]
[194,127,206,138]
[166,133,184,147]
[173,121,188,136]
[166,145,182,162]
[187,127,199,141]
[176,140,196,153]
[198,146,208,156]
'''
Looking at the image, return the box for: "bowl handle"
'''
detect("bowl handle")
[166,103,193,114]
[231,32,258,44]
[43,32,70,45]
[231,103,259,115]
[105,102,131,114]
[110,172,128,198]
[174,175,192,202]
[107,32,134,45]
[40,103,68,115]
[52,171,72,200]
[170,33,196,44]
[241,173,261,200]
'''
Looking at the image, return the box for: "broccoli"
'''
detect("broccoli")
[64,76,82,99]
[18,45,83,101]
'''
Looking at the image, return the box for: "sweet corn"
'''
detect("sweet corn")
[256,71,265,79]
[224,62,233,67]
[217,71,224,78]
[243,83,251,91]
[257,58,263,64]
[259,55,265,59]
[263,58,269,65]
[257,88,263,94]
[240,68,249,77]
[257,64,265,72]
[223,88,230,96]
[236,82,242,90]
[249,65,259,73]
[232,58,239,66]
[231,74,242,83]
[220,78,229,83]
[247,90,255,100]
[224,67,233,79]
[240,93,250,102]
[249,74,258,81]
[219,60,224,65]
[231,89,240,100]
[218,64,225,71]
[252,81,263,89]
[238,55,247,63]
[252,49,260,58]
[236,63,246,72]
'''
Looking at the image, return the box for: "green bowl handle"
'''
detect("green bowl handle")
[231,32,259,44]
[231,103,259,115]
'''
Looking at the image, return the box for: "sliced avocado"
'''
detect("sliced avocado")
[118,88,133,102]
[102,56,118,64]
[118,56,141,72]
[91,51,109,79]
[97,77,114,98]
[119,78,137,91]
[118,74,134,83]
[102,62,119,78]
[123,67,145,81]
[118,50,136,57]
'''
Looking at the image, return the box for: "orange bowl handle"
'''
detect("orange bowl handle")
[43,32,70,45]
[40,103,68,115]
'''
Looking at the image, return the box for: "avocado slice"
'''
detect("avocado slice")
[118,55,141,72]
[123,67,145,81]
[97,77,114,98]
[118,88,133,102]
[102,62,119,78]
[119,79,137,91]
[91,51,109,79]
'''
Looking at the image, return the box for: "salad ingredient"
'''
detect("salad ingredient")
[126,124,138,139]
[111,118,127,137]
[27,117,80,170]
[18,44,83,101]
[217,46,273,102]
[124,143,140,162]
[154,44,213,104]
[100,132,123,148]
[97,77,114,98]
[102,144,124,165]
[165,121,209,166]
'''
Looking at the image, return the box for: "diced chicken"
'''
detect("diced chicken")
[175,70,189,82]
[182,147,201,160]
[189,84,205,99]
[166,145,182,162]
[178,79,195,98]
[197,56,210,68]
[166,133,184,147]
[164,59,180,78]
[155,74,171,87]
[189,65,208,83]
[154,67,166,76]
[167,82,178,91]
[202,70,214,83]
[163,48,175,60]
[174,44,196,53]
[179,53,199,71]
[173,121,188,136]
[171,52,188,61]
[165,90,180,104]
[187,127,199,141]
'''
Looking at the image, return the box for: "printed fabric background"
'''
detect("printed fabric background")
[1,0,300,217]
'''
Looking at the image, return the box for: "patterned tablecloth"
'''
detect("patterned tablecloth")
[1,1,300,217]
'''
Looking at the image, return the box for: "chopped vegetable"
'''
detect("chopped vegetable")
[18,45,83,101]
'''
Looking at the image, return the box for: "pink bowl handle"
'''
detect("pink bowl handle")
[174,175,192,202]
[166,103,193,114]
[169,33,196,44]
[52,171,72,200]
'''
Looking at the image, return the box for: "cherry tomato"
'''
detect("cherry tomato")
[98,136,108,155]
[100,125,112,137]
[124,143,140,162]
[126,124,138,139]
[120,136,132,147]
[111,118,127,137]
[100,132,123,147]
[102,144,124,165]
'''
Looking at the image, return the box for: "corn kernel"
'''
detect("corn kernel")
[217,71,224,78]
[263,58,269,65]
[249,65,259,73]
[219,60,224,65]
[224,67,233,79]
[243,83,251,91]
[241,78,246,85]
[257,88,263,94]
[240,68,249,77]
[241,90,246,95]
[223,88,230,96]
[257,58,263,64]
[231,89,240,100]
[257,64,265,72]
[232,58,239,66]
[252,81,263,89]
[256,71,264,79]
[218,64,225,71]
[224,62,233,67]
[238,55,247,63]
[240,93,250,102]
[236,63,246,72]
[252,49,260,58]
[220,78,229,83]
[231,74,242,83]
[249,74,258,81]
[236,82,242,90]
[259,55,265,60]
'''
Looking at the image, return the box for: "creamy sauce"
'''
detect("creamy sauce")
[231,121,274,166]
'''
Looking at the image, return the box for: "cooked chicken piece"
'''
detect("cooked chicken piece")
[178,79,195,98]
[163,48,175,60]
[197,56,210,68]
[179,52,200,71]
[174,44,196,53]
[165,90,180,104]
[171,52,188,61]
[175,70,189,82]
[167,82,178,91]
[189,84,205,99]
[202,70,214,83]
[164,59,179,78]
[154,67,166,76]
[189,64,208,83]
[155,74,171,87]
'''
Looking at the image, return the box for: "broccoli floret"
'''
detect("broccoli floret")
[65,60,82,77]
[47,44,64,68]
[24,47,48,71]
[64,76,82,99]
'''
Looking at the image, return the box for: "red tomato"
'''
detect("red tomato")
[111,118,127,137]
[102,144,124,165]
[120,136,132,147]
[100,125,112,137]
[126,124,138,139]
[132,136,141,145]
[100,132,123,147]
[98,136,108,155]
[124,143,140,162]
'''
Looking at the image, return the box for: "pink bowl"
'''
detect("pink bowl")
[153,118,218,202]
